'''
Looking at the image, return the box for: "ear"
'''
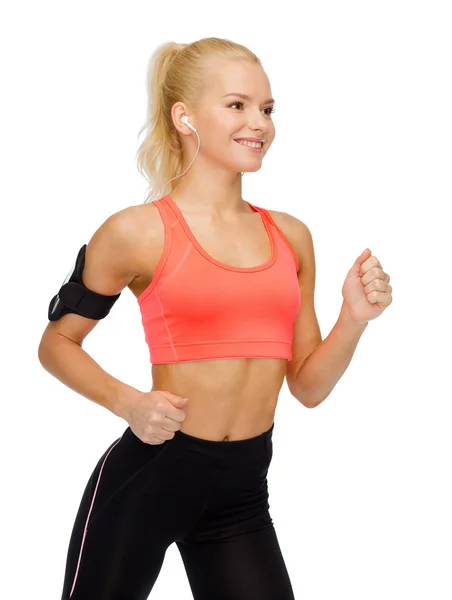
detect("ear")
[171,102,192,136]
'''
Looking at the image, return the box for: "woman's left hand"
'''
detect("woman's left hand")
[341,248,393,325]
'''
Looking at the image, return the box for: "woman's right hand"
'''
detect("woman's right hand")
[123,390,189,445]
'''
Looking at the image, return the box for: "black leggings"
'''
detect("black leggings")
[60,421,295,599]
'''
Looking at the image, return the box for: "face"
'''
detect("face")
[178,58,276,174]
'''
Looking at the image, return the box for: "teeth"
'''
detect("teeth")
[237,140,263,148]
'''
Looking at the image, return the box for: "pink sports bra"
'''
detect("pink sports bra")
[137,194,301,364]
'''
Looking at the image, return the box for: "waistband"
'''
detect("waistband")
[171,421,274,456]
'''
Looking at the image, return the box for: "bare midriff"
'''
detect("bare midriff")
[150,357,287,441]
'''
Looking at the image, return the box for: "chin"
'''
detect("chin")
[243,164,263,173]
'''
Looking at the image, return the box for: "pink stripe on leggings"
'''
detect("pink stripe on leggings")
[69,436,123,598]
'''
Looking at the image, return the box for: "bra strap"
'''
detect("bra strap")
[257,206,299,272]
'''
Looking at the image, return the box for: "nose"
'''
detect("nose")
[248,109,270,133]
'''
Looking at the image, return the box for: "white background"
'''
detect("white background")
[1,1,451,598]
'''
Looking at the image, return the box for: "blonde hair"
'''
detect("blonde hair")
[135,37,261,204]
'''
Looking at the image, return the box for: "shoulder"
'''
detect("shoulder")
[88,202,163,274]
[107,202,160,235]
[265,208,314,272]
[102,202,164,250]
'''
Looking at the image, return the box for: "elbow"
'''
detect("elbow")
[306,398,321,409]
[38,338,51,368]
[293,390,325,409]
[38,332,81,369]
[287,370,326,409]
[289,381,321,409]
[293,392,318,409]
[37,333,64,367]
[306,393,329,408]
[302,398,320,409]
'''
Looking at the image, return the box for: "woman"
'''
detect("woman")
[39,37,392,600]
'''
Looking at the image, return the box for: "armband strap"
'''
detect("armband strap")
[48,244,121,321]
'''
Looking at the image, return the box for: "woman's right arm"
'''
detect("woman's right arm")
[38,207,144,421]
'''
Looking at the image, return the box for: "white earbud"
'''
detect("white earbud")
[181,115,197,133]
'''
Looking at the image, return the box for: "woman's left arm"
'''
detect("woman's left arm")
[293,247,393,408]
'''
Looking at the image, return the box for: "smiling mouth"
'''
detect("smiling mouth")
[234,140,264,150]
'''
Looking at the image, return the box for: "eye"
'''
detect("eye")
[229,101,275,116]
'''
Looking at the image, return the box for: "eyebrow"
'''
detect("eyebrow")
[222,92,275,104]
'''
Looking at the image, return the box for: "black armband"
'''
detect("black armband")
[48,244,121,321]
